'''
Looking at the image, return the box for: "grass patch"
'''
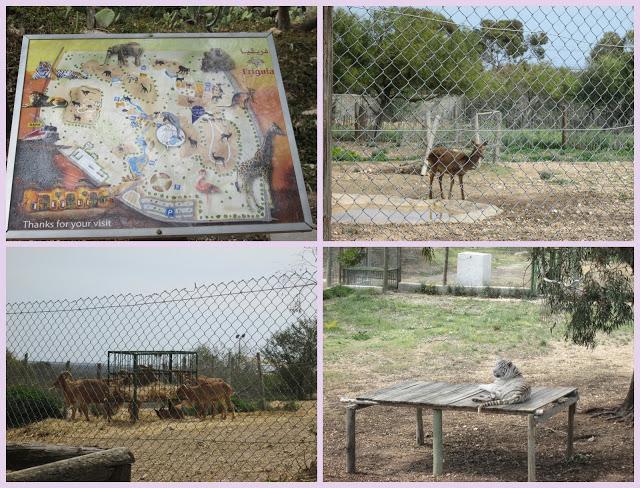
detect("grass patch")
[324,285,356,300]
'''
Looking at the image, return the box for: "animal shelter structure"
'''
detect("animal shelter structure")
[343,380,579,481]
[107,350,198,420]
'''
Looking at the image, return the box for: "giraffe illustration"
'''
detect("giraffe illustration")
[235,122,285,212]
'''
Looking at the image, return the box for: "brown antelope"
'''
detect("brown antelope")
[427,140,487,200]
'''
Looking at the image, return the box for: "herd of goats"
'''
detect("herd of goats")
[51,366,235,422]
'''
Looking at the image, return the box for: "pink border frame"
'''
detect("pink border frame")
[1,1,638,485]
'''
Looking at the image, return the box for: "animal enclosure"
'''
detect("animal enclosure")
[326,7,633,240]
[6,270,317,481]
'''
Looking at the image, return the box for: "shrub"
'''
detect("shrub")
[482,287,502,298]
[283,400,301,412]
[419,283,438,295]
[323,285,355,300]
[332,146,362,161]
[232,395,258,412]
[7,385,63,427]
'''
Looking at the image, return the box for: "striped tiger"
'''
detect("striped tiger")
[472,359,531,413]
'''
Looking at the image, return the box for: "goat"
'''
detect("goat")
[177,377,235,419]
[427,140,487,200]
[52,371,116,422]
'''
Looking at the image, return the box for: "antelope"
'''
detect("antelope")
[427,140,487,200]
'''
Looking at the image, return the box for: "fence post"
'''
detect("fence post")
[382,248,389,293]
[443,248,450,285]
[256,352,266,410]
[530,259,538,295]
[396,248,402,285]
[96,363,102,380]
[561,105,568,148]
[23,353,29,365]
[473,112,480,144]
[327,248,334,287]
[494,111,502,163]
[338,248,344,284]
[131,354,139,422]
[323,6,334,240]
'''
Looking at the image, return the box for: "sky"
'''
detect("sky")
[347,6,634,70]
[6,247,317,363]
[6,247,315,302]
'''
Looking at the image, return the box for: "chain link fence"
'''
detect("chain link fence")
[326,6,634,241]
[6,270,317,481]
[324,247,534,294]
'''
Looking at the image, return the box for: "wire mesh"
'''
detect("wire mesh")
[328,6,634,241]
[324,247,532,291]
[6,270,317,482]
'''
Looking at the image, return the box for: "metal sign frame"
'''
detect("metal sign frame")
[6,32,313,239]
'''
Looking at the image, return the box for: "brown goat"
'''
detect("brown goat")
[177,377,235,419]
[52,371,117,422]
[427,140,487,200]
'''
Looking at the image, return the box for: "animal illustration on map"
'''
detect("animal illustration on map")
[161,112,182,134]
[187,136,198,148]
[23,91,68,108]
[176,77,185,83]
[105,42,144,67]
[81,90,91,96]
[196,169,221,200]
[221,132,232,142]
[73,115,82,122]
[231,89,255,110]
[211,153,226,166]
[141,84,149,94]
[177,65,190,75]
[103,70,112,77]
[235,122,285,211]
[71,101,81,107]
[154,59,165,66]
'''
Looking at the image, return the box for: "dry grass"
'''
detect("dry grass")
[331,160,633,241]
[7,401,317,481]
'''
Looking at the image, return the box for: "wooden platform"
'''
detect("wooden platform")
[344,380,579,481]
[357,380,577,415]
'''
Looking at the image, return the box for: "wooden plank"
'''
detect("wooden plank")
[432,409,443,476]
[534,395,578,422]
[358,380,423,400]
[416,408,425,446]
[396,382,449,403]
[346,406,356,473]
[528,415,536,481]
[354,381,577,414]
[567,402,576,459]
[371,382,436,402]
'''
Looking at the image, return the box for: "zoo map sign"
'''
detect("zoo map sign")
[6,33,312,238]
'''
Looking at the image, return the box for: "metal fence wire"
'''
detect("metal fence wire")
[6,270,317,482]
[327,6,634,241]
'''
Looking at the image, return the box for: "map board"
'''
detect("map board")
[6,33,313,239]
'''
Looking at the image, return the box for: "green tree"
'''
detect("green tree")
[531,248,633,420]
[576,31,634,126]
[262,318,317,400]
[333,7,483,138]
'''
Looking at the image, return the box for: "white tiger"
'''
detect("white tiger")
[472,359,531,413]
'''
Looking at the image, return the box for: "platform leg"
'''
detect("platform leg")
[567,402,575,459]
[346,406,357,474]
[416,408,425,446]
[432,409,443,476]
[528,414,536,481]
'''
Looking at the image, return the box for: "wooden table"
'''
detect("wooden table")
[343,380,579,481]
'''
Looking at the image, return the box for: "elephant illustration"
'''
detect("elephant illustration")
[105,42,144,67]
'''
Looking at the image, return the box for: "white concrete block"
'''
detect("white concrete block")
[456,252,492,287]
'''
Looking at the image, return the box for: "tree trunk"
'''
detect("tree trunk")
[276,7,291,31]
[86,7,96,30]
[621,373,633,412]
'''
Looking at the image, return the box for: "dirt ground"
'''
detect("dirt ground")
[323,302,633,481]
[7,402,317,481]
[330,160,633,241]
